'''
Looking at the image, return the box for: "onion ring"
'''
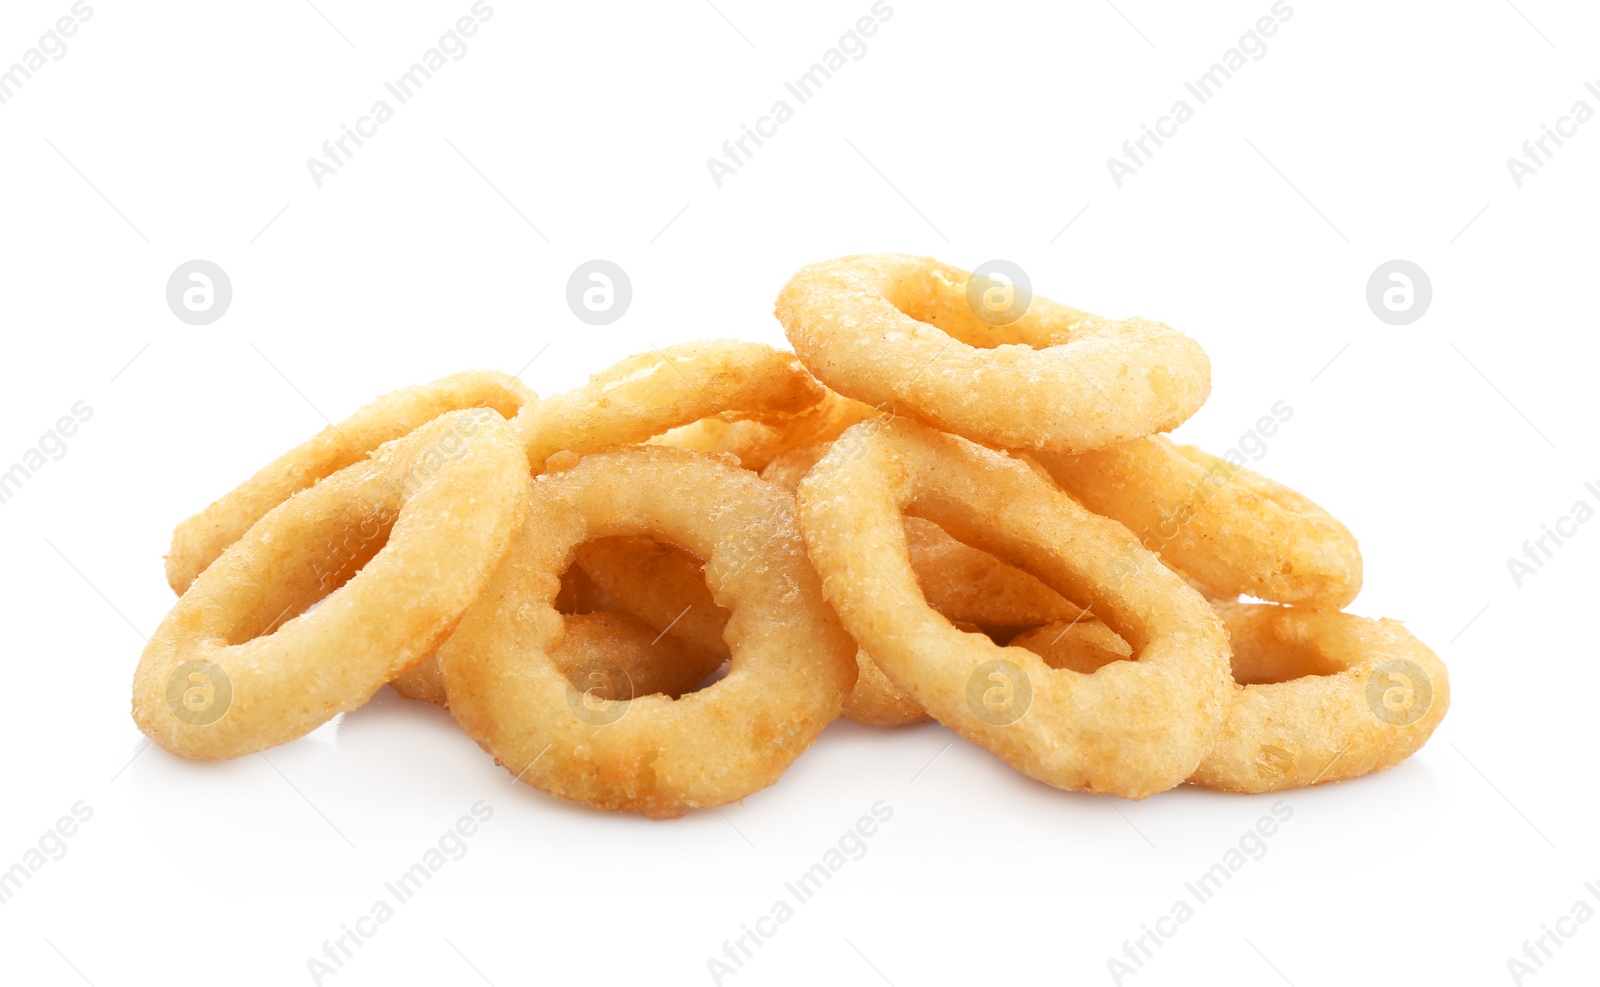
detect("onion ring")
[1195,602,1447,791]
[762,442,1082,628]
[795,418,1232,798]
[389,342,825,710]
[390,611,723,709]
[775,254,1211,452]
[133,409,530,759]
[515,340,825,471]
[166,370,532,594]
[576,531,936,728]
[839,652,933,728]
[764,440,1084,728]
[649,388,879,471]
[1035,436,1362,607]
[436,447,856,818]
[569,442,1087,729]
[1013,603,1449,790]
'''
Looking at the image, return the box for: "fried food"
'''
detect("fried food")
[762,442,1082,627]
[567,440,1088,730]
[573,537,731,658]
[1035,436,1362,607]
[775,254,1210,452]
[165,371,532,594]
[392,564,628,706]
[516,340,825,470]
[131,251,1449,813]
[649,388,879,471]
[1192,602,1448,791]
[1010,619,1133,674]
[763,440,1085,727]
[436,447,857,818]
[133,410,529,759]
[795,418,1232,798]
[1014,603,1450,791]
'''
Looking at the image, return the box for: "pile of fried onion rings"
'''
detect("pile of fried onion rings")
[132,254,1448,817]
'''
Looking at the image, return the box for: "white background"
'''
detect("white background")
[1,0,1596,984]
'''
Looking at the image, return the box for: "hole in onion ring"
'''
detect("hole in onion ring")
[557,540,728,702]
[227,500,400,645]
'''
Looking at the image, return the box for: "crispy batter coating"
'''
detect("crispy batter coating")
[796,419,1232,798]
[764,442,1082,627]
[764,441,1084,727]
[649,388,879,471]
[1036,436,1362,607]
[1014,603,1450,791]
[516,340,825,470]
[775,254,1210,452]
[437,448,856,818]
[134,410,530,759]
[1194,602,1448,791]
[166,371,532,594]
[567,442,1089,730]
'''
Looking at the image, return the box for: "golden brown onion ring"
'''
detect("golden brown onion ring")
[134,410,529,759]
[795,418,1232,799]
[1036,436,1362,607]
[166,371,532,594]
[437,447,856,818]
[775,254,1210,452]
